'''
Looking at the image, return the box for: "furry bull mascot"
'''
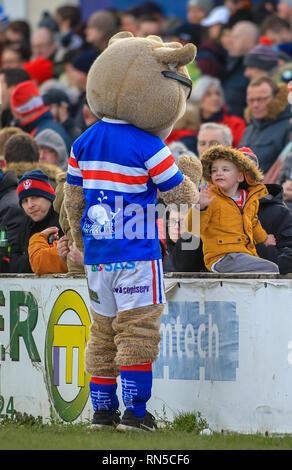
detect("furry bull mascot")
[64,31,202,431]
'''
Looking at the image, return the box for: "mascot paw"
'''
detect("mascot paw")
[177,154,202,187]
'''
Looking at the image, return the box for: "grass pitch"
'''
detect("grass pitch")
[1,411,292,451]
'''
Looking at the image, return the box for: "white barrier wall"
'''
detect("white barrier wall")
[1,273,292,434]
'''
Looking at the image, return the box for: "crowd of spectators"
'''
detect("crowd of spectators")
[0,0,291,276]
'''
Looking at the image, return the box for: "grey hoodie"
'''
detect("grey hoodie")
[36,129,69,171]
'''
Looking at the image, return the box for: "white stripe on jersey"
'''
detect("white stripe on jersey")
[144,146,171,170]
[151,162,179,185]
[83,179,148,193]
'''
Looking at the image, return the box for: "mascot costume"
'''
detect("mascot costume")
[64,32,202,431]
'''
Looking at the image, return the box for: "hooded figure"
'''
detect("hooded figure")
[36,129,69,171]
[186,145,279,273]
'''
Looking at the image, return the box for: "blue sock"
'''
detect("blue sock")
[120,363,152,417]
[90,377,119,414]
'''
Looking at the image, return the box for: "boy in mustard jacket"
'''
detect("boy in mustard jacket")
[186,145,279,273]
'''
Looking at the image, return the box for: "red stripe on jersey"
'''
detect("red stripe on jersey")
[149,154,175,177]
[82,170,149,185]
[120,362,152,371]
[90,377,117,385]
[68,155,79,168]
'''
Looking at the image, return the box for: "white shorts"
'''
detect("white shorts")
[85,259,166,317]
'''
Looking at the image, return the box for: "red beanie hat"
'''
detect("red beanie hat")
[11,80,45,116]
[23,57,53,85]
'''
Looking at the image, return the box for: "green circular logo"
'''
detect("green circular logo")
[45,289,91,422]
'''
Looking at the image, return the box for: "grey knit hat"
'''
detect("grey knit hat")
[244,41,278,71]
[188,0,214,15]
[35,129,69,171]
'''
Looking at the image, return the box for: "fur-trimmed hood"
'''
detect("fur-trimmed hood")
[244,83,289,124]
[3,161,62,187]
[200,145,264,185]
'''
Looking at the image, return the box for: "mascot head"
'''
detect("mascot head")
[86,32,197,139]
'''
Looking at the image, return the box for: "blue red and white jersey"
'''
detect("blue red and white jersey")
[67,118,183,264]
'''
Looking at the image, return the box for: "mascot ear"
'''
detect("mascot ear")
[108,31,134,46]
[153,43,197,68]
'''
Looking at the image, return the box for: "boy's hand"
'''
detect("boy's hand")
[199,183,216,210]
[41,226,59,241]
[264,234,276,246]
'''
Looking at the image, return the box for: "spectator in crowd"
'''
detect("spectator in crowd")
[261,15,292,45]
[31,27,57,62]
[4,19,31,48]
[9,169,63,273]
[69,49,98,132]
[135,15,161,37]
[187,0,214,25]
[85,9,120,53]
[251,0,277,26]
[222,20,259,117]
[185,145,279,273]
[0,126,24,162]
[225,0,253,26]
[36,129,69,171]
[28,224,68,275]
[0,67,30,127]
[240,146,292,274]
[197,122,233,156]
[3,132,61,188]
[1,42,31,68]
[23,57,54,86]
[120,10,138,36]
[54,5,83,64]
[239,76,292,174]
[243,36,279,81]
[277,0,292,25]
[163,123,231,273]
[200,4,230,41]
[191,75,246,148]
[10,80,71,152]
[0,167,26,273]
[42,88,81,144]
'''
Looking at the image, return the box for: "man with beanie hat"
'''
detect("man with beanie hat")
[244,37,279,81]
[10,80,71,152]
[9,169,64,273]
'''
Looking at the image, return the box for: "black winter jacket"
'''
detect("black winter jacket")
[9,204,63,273]
[0,171,26,273]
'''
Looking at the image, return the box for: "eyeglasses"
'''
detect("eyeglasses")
[161,70,192,99]
[246,95,273,105]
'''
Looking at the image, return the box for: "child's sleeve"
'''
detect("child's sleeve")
[252,215,268,244]
[28,233,68,275]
